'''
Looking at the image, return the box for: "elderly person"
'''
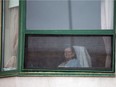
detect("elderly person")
[58,46,92,68]
[58,47,80,67]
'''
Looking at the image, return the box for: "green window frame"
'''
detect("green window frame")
[0,0,2,72]
[18,0,115,77]
[0,0,115,77]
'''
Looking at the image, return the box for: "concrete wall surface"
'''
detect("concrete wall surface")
[0,77,116,87]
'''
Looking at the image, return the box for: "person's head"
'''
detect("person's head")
[64,47,76,60]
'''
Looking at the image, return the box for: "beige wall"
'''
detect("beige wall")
[0,76,116,87]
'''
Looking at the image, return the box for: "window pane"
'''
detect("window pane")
[25,35,112,69]
[26,0,70,30]
[2,1,19,71]
[71,0,101,29]
[26,0,114,30]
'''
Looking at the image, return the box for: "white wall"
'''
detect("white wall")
[0,76,116,87]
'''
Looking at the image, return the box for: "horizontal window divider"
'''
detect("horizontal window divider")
[0,71,18,78]
[18,72,115,77]
[25,30,114,35]
[21,68,114,73]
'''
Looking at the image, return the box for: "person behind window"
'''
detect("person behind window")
[58,46,92,68]
[58,47,80,67]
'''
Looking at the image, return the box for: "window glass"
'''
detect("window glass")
[2,1,19,71]
[71,0,101,29]
[26,0,70,30]
[26,0,114,30]
[25,35,112,69]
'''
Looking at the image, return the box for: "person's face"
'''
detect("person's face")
[64,47,75,60]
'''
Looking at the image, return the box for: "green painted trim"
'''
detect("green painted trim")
[112,0,115,72]
[0,1,2,70]
[25,30,114,35]
[1,71,114,78]
[18,72,115,77]
[18,0,26,72]
[114,1,116,34]
[0,71,18,78]
[21,69,114,73]
[112,35,115,73]
[113,1,116,74]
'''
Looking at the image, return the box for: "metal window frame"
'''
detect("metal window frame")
[0,0,115,77]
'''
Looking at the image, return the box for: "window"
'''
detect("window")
[26,0,114,30]
[0,0,115,77]
[1,1,18,71]
[25,35,112,69]
[19,0,115,76]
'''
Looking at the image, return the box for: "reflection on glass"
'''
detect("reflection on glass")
[26,0,70,30]
[2,1,19,71]
[25,35,112,69]
[26,0,114,30]
[71,0,101,29]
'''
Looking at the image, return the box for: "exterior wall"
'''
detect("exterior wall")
[0,76,116,87]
